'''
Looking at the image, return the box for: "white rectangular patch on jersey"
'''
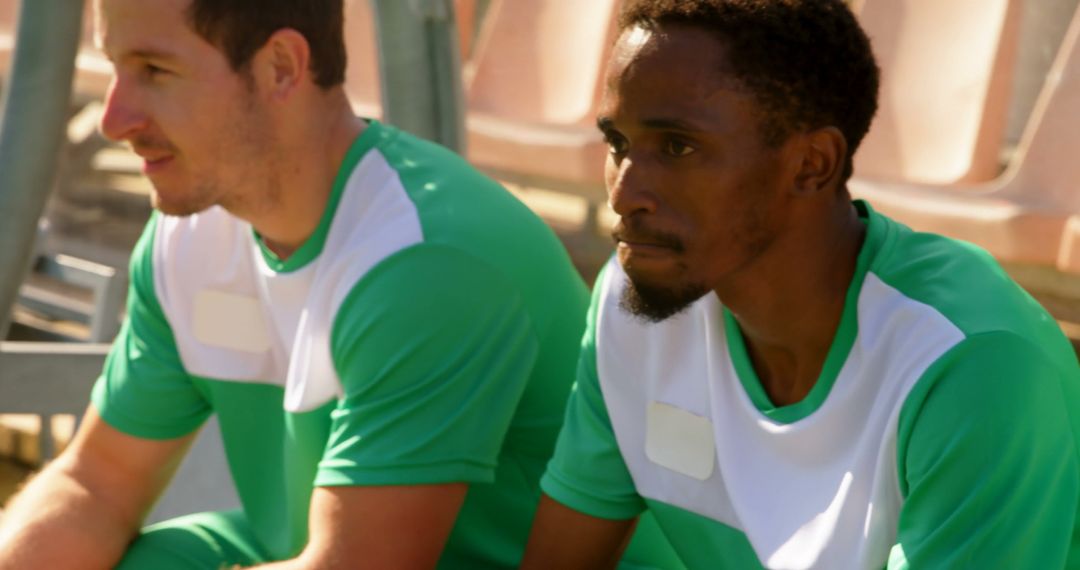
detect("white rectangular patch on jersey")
[192,289,272,353]
[645,401,716,481]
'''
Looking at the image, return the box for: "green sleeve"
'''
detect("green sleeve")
[889,332,1080,568]
[316,244,539,486]
[91,213,211,439]
[540,264,646,520]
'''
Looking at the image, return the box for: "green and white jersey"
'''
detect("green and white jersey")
[92,120,591,567]
[543,201,1080,569]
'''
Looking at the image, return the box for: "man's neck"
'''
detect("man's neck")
[244,94,366,261]
[719,201,866,407]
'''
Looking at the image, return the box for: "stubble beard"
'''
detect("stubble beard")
[151,177,219,217]
[217,88,282,219]
[617,202,776,323]
[151,76,279,218]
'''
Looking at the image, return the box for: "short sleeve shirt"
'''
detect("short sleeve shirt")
[543,201,1080,569]
[93,120,591,566]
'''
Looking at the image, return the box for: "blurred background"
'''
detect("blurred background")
[2,0,1079,520]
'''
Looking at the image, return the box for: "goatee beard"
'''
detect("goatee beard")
[618,277,708,323]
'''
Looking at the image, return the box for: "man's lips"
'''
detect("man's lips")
[617,240,678,258]
[612,225,683,251]
[613,229,684,260]
[615,235,675,248]
[139,154,174,175]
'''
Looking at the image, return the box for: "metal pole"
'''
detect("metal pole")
[370,0,466,152]
[0,0,84,338]
[0,342,107,415]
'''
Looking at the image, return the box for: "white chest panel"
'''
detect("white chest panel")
[153,150,424,412]
[594,261,964,569]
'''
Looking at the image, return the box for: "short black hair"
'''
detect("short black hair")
[620,0,879,183]
[186,0,347,89]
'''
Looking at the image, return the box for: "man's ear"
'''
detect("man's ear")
[251,28,311,101]
[792,126,847,196]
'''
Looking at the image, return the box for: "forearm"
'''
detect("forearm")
[0,459,139,569]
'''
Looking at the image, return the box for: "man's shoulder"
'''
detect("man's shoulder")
[357,124,563,261]
[330,127,587,321]
[867,213,1058,342]
[868,215,1080,429]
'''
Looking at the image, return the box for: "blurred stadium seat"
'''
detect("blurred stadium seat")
[343,0,478,120]
[464,0,620,213]
[851,1,1080,325]
[854,0,1022,185]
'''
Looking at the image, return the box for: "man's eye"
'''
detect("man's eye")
[663,139,695,157]
[143,64,167,78]
[605,133,628,156]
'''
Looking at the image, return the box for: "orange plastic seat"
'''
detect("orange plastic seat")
[342,0,381,118]
[854,0,1022,185]
[464,0,621,202]
[851,2,1080,275]
[0,0,111,102]
[0,34,13,81]
[1059,217,1080,274]
[0,0,18,81]
[343,0,479,120]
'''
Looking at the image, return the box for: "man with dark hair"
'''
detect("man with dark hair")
[521,0,1080,568]
[0,0,601,567]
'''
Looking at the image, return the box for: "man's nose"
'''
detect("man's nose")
[99,76,147,142]
[607,156,659,217]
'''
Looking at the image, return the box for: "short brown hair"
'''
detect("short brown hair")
[621,0,880,183]
[186,0,347,89]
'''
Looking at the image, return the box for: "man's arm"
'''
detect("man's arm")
[0,405,195,569]
[248,484,467,570]
[523,260,670,568]
[520,494,635,570]
[248,245,560,568]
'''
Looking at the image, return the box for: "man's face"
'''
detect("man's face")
[97,0,275,216]
[600,23,792,322]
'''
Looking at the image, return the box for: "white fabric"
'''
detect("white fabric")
[594,260,965,569]
[153,150,424,412]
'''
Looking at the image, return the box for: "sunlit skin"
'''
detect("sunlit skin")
[600,23,865,406]
[96,0,364,258]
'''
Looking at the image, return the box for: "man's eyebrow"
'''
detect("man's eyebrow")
[110,48,179,63]
[133,48,179,60]
[595,116,707,133]
[640,117,705,132]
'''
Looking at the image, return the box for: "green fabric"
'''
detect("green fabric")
[889,333,1079,569]
[91,215,319,558]
[542,263,686,569]
[876,212,1080,569]
[319,123,592,568]
[94,121,593,568]
[320,245,536,486]
[91,212,210,440]
[645,501,763,570]
[543,200,1080,568]
[542,262,646,521]
[621,511,690,570]
[116,510,268,569]
[194,379,331,559]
